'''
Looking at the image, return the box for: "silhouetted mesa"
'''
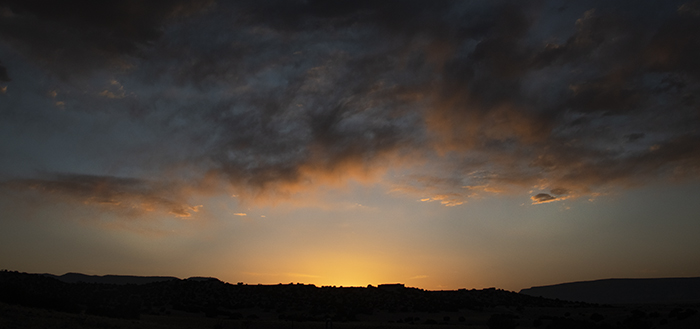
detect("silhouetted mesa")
[520,277,700,304]
[42,272,179,285]
[377,283,405,292]
[185,276,220,282]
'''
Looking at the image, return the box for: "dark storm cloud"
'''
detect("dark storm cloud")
[416,0,700,203]
[228,0,455,35]
[125,0,439,194]
[1,0,700,209]
[0,60,9,81]
[626,133,645,143]
[646,2,700,78]
[0,0,213,78]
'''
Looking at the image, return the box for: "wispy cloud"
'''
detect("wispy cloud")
[408,275,429,280]
[419,194,465,207]
[1,173,202,218]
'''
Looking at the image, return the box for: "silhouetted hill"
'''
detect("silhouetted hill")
[520,277,700,304]
[4,271,700,328]
[1,270,581,320]
[42,272,179,285]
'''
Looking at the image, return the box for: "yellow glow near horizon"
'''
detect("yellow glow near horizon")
[289,251,391,287]
[310,260,386,287]
[228,249,404,288]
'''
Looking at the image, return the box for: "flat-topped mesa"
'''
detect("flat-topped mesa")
[520,277,700,304]
[44,273,179,285]
[377,283,405,291]
[186,276,221,282]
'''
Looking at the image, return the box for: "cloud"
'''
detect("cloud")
[419,194,465,207]
[549,188,569,196]
[1,0,699,211]
[0,60,9,81]
[531,188,576,204]
[409,1,700,205]
[0,0,214,78]
[531,193,557,204]
[408,275,429,280]
[1,173,201,218]
[170,205,202,218]
[626,133,645,143]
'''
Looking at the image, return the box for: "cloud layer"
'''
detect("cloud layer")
[1,0,699,214]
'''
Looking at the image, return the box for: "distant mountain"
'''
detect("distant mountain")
[520,277,700,304]
[42,272,179,285]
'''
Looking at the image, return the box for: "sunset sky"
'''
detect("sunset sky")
[1,0,700,291]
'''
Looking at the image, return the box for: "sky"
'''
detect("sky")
[1,0,700,292]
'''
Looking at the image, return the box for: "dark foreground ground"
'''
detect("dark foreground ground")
[1,271,699,329]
